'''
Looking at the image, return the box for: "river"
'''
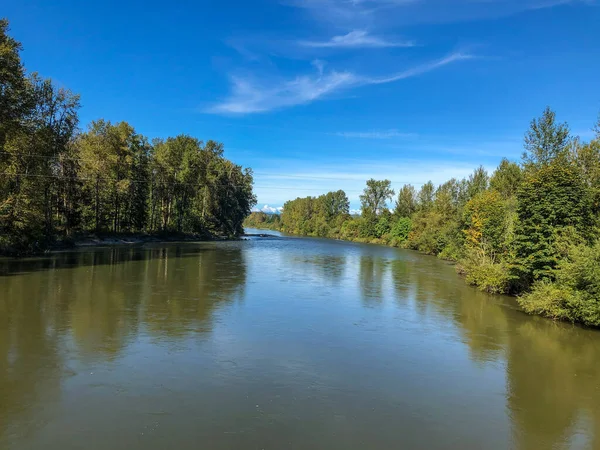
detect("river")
[1,229,599,450]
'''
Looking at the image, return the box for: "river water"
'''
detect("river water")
[1,230,599,450]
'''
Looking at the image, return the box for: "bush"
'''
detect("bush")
[375,215,391,238]
[358,215,378,238]
[438,240,463,261]
[517,242,600,326]
[518,281,579,322]
[340,218,361,240]
[390,217,411,241]
[458,248,512,294]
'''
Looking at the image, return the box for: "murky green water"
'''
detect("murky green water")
[1,230,599,450]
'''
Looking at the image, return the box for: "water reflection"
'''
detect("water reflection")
[1,239,600,450]
[0,244,247,443]
[387,252,600,450]
[358,256,388,306]
[507,321,600,450]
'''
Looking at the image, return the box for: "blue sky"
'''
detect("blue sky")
[4,0,600,211]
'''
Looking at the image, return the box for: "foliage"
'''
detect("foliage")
[511,161,592,289]
[279,190,350,237]
[390,217,411,242]
[458,247,512,294]
[249,107,600,327]
[490,158,523,199]
[463,190,508,254]
[360,179,394,216]
[243,212,281,230]
[394,185,416,218]
[0,21,255,253]
[523,106,571,169]
[519,240,600,326]
[417,181,434,210]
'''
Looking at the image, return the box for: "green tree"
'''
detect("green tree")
[463,190,508,254]
[394,184,416,218]
[321,190,350,219]
[0,18,30,149]
[77,120,147,233]
[523,107,571,169]
[490,158,522,199]
[417,181,434,211]
[466,166,489,200]
[360,179,394,217]
[512,162,592,289]
[573,134,600,216]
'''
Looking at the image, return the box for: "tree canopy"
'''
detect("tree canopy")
[246,107,600,327]
[0,20,256,254]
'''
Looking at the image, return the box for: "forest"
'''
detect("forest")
[245,109,600,327]
[0,20,256,254]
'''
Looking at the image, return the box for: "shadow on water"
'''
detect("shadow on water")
[0,243,248,443]
[2,237,600,449]
[386,255,600,450]
[0,244,226,277]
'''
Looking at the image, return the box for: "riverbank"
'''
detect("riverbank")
[0,232,237,256]
[244,223,600,329]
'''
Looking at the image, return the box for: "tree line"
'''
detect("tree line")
[0,20,256,254]
[245,108,600,327]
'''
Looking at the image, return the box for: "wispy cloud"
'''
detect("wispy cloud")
[208,70,359,114]
[287,0,585,26]
[335,129,416,139]
[208,52,473,114]
[300,30,415,48]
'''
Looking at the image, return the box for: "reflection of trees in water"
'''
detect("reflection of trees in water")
[359,256,388,306]
[0,244,247,442]
[506,321,600,450]
[0,268,70,442]
[390,257,508,363]
[389,254,600,449]
[283,254,347,283]
[3,245,600,449]
[142,246,247,337]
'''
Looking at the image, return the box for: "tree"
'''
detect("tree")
[417,181,434,211]
[490,158,522,199]
[394,184,416,218]
[0,19,256,253]
[360,179,394,216]
[321,190,349,219]
[0,18,30,149]
[463,190,508,254]
[435,179,460,219]
[0,68,80,249]
[466,166,489,200]
[523,107,571,169]
[77,120,147,233]
[512,162,592,289]
[573,136,600,216]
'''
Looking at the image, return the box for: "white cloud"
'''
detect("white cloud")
[300,30,415,48]
[335,129,416,139]
[208,52,472,114]
[287,0,583,27]
[252,205,284,214]
[208,70,359,114]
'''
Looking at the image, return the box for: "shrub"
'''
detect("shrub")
[458,248,512,294]
[518,281,579,322]
[340,218,361,240]
[375,215,391,238]
[390,217,411,241]
[517,242,600,326]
